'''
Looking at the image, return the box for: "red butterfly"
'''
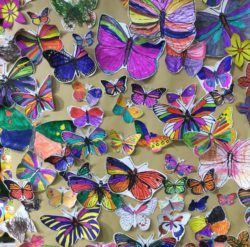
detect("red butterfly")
[238,63,250,95]
[106,156,165,201]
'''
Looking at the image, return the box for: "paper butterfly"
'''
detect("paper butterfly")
[109,130,141,155]
[199,139,250,189]
[115,198,157,231]
[0,57,36,107]
[153,85,216,140]
[106,156,165,201]
[157,212,191,241]
[165,41,207,77]
[197,56,232,93]
[11,75,55,121]
[131,84,166,109]
[61,128,108,159]
[227,231,250,247]
[101,75,127,96]
[238,63,250,89]
[40,207,101,246]
[3,179,34,201]
[112,95,144,124]
[217,193,237,206]
[0,205,37,244]
[237,95,250,123]
[158,194,185,215]
[86,243,116,247]
[69,175,122,211]
[114,233,177,247]
[21,198,40,213]
[195,0,250,57]
[95,14,165,80]
[68,106,104,128]
[163,177,187,195]
[46,187,77,208]
[44,145,76,172]
[165,154,196,177]
[19,235,45,247]
[183,106,237,156]
[188,196,209,212]
[73,31,94,47]
[27,7,49,26]
[210,83,235,106]
[129,0,196,53]
[187,169,216,195]
[72,82,102,106]
[0,197,14,222]
[134,120,171,153]
[43,33,96,83]
[16,151,57,192]
[238,188,250,226]
[202,0,222,6]
[15,24,63,65]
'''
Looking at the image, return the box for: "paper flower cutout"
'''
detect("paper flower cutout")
[225,33,250,67]
[0,0,26,29]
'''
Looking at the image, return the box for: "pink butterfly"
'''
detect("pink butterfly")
[86,244,116,247]
[68,106,104,128]
[11,75,55,121]
[217,193,237,206]
[131,84,166,108]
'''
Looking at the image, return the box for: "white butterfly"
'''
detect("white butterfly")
[158,194,185,215]
[115,198,157,231]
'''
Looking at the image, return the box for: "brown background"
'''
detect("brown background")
[4,0,250,246]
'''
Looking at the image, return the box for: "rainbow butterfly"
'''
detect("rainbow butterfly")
[11,75,55,121]
[40,207,101,247]
[15,24,63,65]
[16,151,57,192]
[27,7,49,26]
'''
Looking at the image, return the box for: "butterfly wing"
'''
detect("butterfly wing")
[46,188,63,208]
[62,190,77,208]
[88,128,108,156]
[116,204,135,231]
[149,238,177,247]
[86,87,102,106]
[72,81,86,102]
[101,76,127,96]
[238,63,250,88]
[87,107,104,127]
[114,233,142,247]
[131,84,146,106]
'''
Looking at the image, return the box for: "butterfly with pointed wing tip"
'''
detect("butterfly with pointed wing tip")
[188,196,209,212]
[101,75,127,96]
[27,7,49,26]
[227,230,250,247]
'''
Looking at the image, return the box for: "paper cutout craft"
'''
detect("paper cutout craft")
[113,95,144,123]
[3,179,34,201]
[184,244,196,247]
[199,139,250,189]
[188,196,209,212]
[0,35,20,62]
[0,147,12,181]
[131,84,166,109]
[227,231,250,247]
[106,156,165,201]
[115,198,157,231]
[202,0,222,6]
[158,212,191,240]
[62,128,108,159]
[68,106,104,128]
[158,194,185,215]
[21,198,40,212]
[165,154,196,177]
[0,197,14,222]
[238,63,250,89]
[27,7,49,26]
[153,86,216,140]
[163,177,187,195]
[237,95,250,123]
[15,24,63,65]
[16,151,57,192]
[73,31,94,47]
[183,106,236,156]
[134,120,171,153]
[187,169,216,195]
[129,0,196,53]
[0,0,26,29]
[217,193,237,206]
[86,243,116,247]
[11,75,55,121]
[0,205,36,244]
[69,175,122,211]
[237,188,250,226]
[46,187,76,208]
[165,41,206,77]
[0,57,36,107]
[209,83,235,106]
[40,206,101,246]
[195,0,250,57]
[19,235,45,247]
[109,130,141,155]
[43,33,96,83]
[95,14,165,80]
[114,233,176,247]
[101,75,127,96]
[197,56,232,93]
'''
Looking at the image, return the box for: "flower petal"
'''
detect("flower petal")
[231,33,242,49]
[15,12,26,24]
[225,47,238,56]
[12,0,19,8]
[235,53,244,67]
[2,19,13,28]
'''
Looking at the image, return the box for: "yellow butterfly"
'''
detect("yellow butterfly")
[109,130,141,155]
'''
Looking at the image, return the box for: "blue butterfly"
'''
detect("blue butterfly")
[188,196,209,212]
[73,31,94,47]
[43,34,96,83]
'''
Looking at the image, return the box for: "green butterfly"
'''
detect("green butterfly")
[163,177,187,194]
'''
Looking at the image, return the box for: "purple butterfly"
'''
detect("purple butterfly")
[101,75,127,96]
[197,56,232,93]
[131,84,166,108]
[165,154,196,177]
[85,84,102,106]
[237,95,250,123]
